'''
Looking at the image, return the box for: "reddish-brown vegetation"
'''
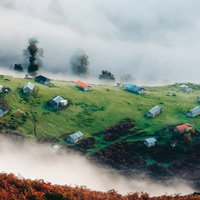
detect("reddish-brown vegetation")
[0,173,199,200]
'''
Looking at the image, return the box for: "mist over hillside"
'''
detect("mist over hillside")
[0,136,194,196]
[0,0,200,83]
[1,1,200,197]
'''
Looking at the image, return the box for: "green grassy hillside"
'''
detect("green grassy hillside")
[3,75,200,187]
[0,75,200,146]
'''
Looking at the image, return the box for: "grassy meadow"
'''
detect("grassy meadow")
[0,75,200,146]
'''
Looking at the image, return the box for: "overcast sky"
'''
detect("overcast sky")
[1,0,200,83]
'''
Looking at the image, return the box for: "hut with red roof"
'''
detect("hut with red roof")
[174,124,194,134]
[76,81,92,92]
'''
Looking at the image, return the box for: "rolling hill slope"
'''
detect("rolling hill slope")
[0,75,200,143]
[2,75,200,188]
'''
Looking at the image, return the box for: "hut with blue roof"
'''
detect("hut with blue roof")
[146,106,162,118]
[67,131,84,143]
[125,83,146,94]
[0,108,9,118]
[144,138,157,148]
[0,109,4,117]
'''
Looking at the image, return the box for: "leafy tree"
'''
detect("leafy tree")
[23,37,44,75]
[14,64,23,72]
[70,52,89,76]
[99,70,115,82]
[119,73,134,82]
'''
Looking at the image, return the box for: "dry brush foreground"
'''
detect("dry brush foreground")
[0,173,199,200]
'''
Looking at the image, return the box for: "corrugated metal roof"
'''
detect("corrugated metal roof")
[53,96,64,103]
[176,124,193,130]
[0,109,4,115]
[125,83,133,89]
[148,106,162,115]
[76,81,90,89]
[189,106,200,114]
[69,131,84,140]
[126,83,144,92]
[35,75,50,82]
[180,85,188,88]
[0,85,3,89]
[50,145,60,150]
[131,85,143,92]
[144,138,157,144]
[60,100,67,103]
[23,82,34,90]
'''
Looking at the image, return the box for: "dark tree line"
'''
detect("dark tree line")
[99,70,115,81]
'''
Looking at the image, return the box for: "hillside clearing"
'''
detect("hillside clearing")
[0,76,200,146]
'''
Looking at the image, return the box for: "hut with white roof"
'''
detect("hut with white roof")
[67,131,84,143]
[23,82,35,94]
[186,106,200,118]
[146,106,162,118]
[144,138,157,148]
[49,96,68,108]
[180,85,192,92]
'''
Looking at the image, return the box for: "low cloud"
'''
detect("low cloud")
[0,136,194,196]
[0,0,200,84]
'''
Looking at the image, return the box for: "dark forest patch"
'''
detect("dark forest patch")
[95,118,135,141]
[70,137,96,154]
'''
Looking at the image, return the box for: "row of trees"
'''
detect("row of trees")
[14,37,134,82]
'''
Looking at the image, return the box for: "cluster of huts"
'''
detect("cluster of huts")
[23,75,92,94]
[22,75,90,145]
[180,84,193,92]
[2,74,200,148]
[144,123,194,148]
[49,131,84,152]
[120,83,198,148]
[23,75,51,94]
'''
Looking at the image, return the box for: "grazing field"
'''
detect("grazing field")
[0,75,200,145]
[2,75,200,187]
